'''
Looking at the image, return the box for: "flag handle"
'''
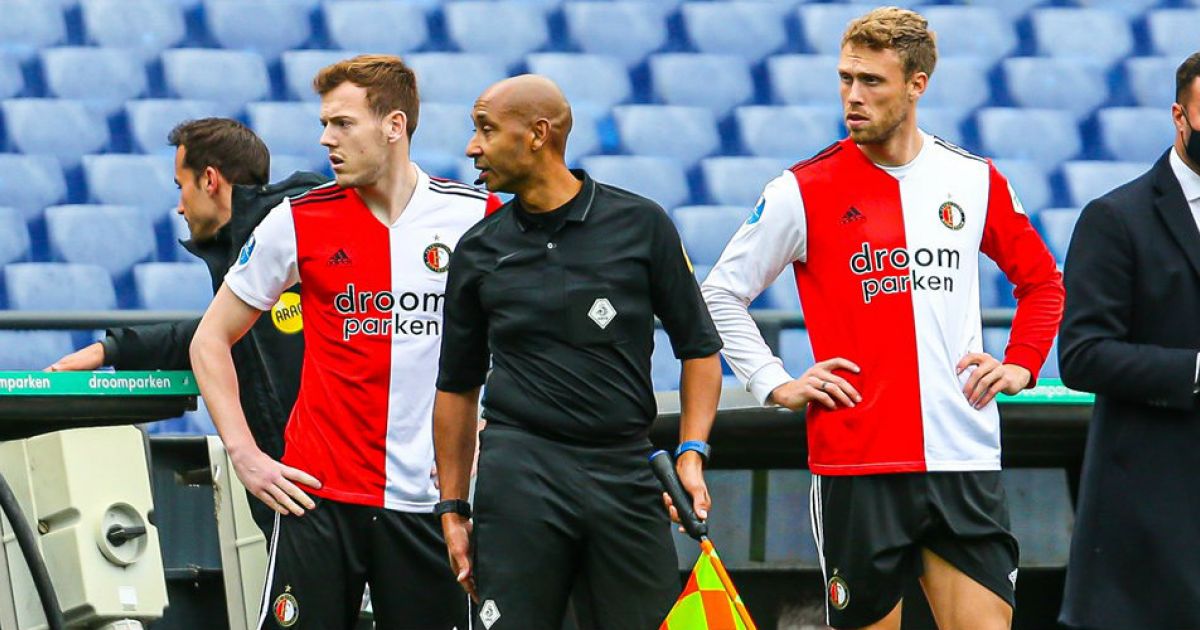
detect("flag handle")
[701,539,757,630]
[649,450,708,540]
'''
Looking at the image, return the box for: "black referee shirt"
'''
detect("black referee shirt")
[437,170,722,445]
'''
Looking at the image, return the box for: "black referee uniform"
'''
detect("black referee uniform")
[437,170,722,629]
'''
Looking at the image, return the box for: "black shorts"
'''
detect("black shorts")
[257,497,466,629]
[811,471,1019,629]
[472,425,679,630]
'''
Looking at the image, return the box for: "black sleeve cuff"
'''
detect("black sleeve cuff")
[100,334,120,366]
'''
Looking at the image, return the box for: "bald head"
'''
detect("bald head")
[477,74,573,154]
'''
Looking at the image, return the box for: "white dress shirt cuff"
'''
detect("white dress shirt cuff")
[749,363,795,407]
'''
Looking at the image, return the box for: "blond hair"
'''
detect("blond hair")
[313,54,420,138]
[842,7,938,79]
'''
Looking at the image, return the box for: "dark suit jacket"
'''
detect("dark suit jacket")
[1058,151,1200,629]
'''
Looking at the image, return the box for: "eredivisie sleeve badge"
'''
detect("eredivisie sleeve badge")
[424,241,451,273]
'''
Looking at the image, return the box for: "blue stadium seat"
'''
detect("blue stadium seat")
[281,50,361,101]
[407,54,507,105]
[1,99,109,167]
[920,7,1016,64]
[700,157,789,207]
[0,52,24,99]
[982,327,1009,360]
[579,156,690,210]
[651,329,679,392]
[921,57,992,112]
[203,0,313,62]
[82,155,177,223]
[681,2,790,63]
[564,3,668,67]
[779,329,815,376]
[324,1,428,57]
[1079,0,1159,19]
[1035,207,1081,263]
[411,102,474,177]
[1030,8,1133,67]
[246,102,325,172]
[0,331,75,370]
[125,99,238,155]
[672,205,746,267]
[938,0,1042,21]
[1002,58,1109,121]
[978,254,1014,308]
[918,107,968,147]
[1041,337,1061,379]
[162,49,270,110]
[4,263,117,311]
[1061,161,1150,208]
[736,105,842,160]
[0,207,30,265]
[976,108,1081,170]
[269,154,324,184]
[613,105,720,167]
[45,205,157,281]
[993,159,1053,215]
[1124,57,1179,108]
[797,4,879,55]
[133,262,211,311]
[761,266,803,312]
[526,54,631,110]
[80,0,185,62]
[648,54,753,118]
[1147,10,1200,60]
[40,48,148,118]
[444,2,549,68]
[0,0,66,61]
[0,155,67,223]
[565,103,602,166]
[1097,107,1175,163]
[767,55,839,106]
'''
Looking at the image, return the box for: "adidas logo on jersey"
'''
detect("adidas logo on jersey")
[840,206,866,224]
[328,248,352,266]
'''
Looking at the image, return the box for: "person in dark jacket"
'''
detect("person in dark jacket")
[47,118,326,537]
[1058,52,1200,630]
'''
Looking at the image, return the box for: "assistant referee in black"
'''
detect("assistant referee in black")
[432,74,724,630]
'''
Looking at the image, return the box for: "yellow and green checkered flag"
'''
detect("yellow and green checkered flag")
[660,540,756,630]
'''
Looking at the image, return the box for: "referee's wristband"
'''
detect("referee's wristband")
[434,499,471,519]
[674,440,711,465]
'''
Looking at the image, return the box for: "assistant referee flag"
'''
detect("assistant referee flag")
[660,540,755,630]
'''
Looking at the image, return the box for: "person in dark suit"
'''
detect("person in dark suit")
[1058,52,1200,630]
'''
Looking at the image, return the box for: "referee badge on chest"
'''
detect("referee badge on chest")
[424,240,452,273]
[588,298,617,329]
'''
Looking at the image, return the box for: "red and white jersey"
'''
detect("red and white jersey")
[702,133,1064,475]
[225,166,499,510]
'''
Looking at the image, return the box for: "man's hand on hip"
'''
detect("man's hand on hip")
[770,358,862,411]
[958,352,1032,409]
[441,514,477,602]
[228,446,321,516]
[45,342,104,372]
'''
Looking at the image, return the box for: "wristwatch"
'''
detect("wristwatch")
[434,499,472,519]
[674,440,712,465]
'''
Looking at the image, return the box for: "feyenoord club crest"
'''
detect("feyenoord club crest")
[273,592,299,627]
[828,576,850,610]
[938,200,965,231]
[424,242,451,273]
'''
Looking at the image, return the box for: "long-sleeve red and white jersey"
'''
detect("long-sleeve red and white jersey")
[701,133,1064,475]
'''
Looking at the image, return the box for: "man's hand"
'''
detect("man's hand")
[228,446,321,516]
[769,358,862,411]
[662,451,711,534]
[45,343,105,372]
[958,353,1032,409]
[442,514,477,602]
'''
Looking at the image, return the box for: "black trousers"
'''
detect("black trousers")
[257,497,467,629]
[472,425,679,630]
